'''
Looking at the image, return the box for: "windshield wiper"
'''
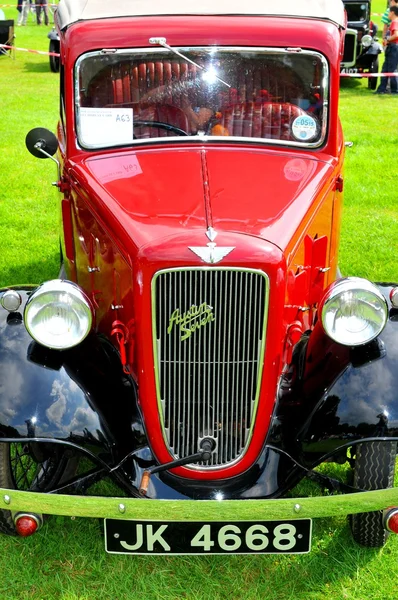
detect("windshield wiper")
[149,37,231,88]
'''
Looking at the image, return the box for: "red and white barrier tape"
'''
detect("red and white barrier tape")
[340,72,397,77]
[0,3,57,6]
[0,43,59,56]
[0,44,396,78]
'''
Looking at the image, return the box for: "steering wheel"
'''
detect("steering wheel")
[133,120,188,136]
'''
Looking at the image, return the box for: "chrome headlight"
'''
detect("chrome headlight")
[361,34,373,48]
[24,280,93,349]
[319,278,388,346]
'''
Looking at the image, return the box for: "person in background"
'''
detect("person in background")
[17,0,30,26]
[382,0,398,39]
[0,6,5,19]
[376,5,398,93]
[35,0,49,25]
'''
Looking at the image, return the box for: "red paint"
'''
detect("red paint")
[61,199,75,261]
[74,148,335,253]
[65,145,340,479]
[56,11,346,479]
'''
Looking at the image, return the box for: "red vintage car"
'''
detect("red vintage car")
[1,0,397,554]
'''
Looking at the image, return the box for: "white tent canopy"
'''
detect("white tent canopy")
[56,0,346,30]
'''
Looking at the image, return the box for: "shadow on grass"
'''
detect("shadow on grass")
[23,62,53,74]
[0,255,60,288]
[339,77,378,97]
[142,519,385,599]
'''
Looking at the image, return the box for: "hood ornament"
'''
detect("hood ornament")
[206,227,217,242]
[189,227,235,264]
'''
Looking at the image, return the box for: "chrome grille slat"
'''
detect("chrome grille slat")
[220,270,228,463]
[239,272,247,449]
[153,267,268,469]
[180,270,185,457]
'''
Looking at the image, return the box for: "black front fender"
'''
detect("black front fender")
[277,284,398,461]
[0,288,142,463]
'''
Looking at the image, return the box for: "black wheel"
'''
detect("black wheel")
[350,441,396,547]
[49,40,60,73]
[368,58,379,91]
[0,442,75,535]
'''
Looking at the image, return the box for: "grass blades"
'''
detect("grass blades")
[0,12,59,288]
[339,81,398,281]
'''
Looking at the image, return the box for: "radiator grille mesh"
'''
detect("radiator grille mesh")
[152,268,268,468]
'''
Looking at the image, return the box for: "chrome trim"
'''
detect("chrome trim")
[319,277,388,347]
[0,290,22,312]
[24,279,93,350]
[188,244,235,264]
[341,29,358,68]
[13,512,43,530]
[75,46,329,151]
[151,267,269,470]
[383,507,398,533]
[206,227,217,242]
[390,287,398,308]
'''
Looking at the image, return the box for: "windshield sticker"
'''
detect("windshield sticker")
[79,107,134,147]
[291,115,317,142]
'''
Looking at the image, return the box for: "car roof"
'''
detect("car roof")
[56,0,346,30]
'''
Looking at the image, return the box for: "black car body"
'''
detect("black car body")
[341,0,382,89]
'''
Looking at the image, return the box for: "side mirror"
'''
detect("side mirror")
[25,127,58,160]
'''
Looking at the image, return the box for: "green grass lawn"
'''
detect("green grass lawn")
[1,2,398,599]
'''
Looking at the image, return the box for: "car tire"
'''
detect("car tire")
[0,442,76,535]
[49,40,60,73]
[350,441,396,547]
[368,58,379,91]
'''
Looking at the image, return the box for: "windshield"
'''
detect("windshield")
[345,2,368,22]
[76,47,328,149]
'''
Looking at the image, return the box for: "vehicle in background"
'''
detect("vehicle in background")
[0,19,14,57]
[341,0,382,90]
[48,27,59,72]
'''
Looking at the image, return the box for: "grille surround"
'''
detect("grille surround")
[151,267,269,470]
[342,30,357,66]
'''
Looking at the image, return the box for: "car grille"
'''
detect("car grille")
[342,30,357,66]
[152,267,269,468]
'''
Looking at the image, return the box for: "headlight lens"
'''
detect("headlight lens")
[25,280,93,349]
[361,34,373,48]
[320,278,388,346]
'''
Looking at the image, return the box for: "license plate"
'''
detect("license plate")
[104,519,312,555]
[341,67,359,73]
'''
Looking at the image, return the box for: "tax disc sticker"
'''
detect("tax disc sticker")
[291,115,317,141]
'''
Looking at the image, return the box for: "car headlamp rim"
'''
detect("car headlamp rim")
[361,34,373,48]
[319,277,388,347]
[24,280,93,350]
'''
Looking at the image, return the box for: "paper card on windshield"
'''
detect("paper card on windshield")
[79,107,134,147]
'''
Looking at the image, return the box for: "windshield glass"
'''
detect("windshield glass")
[76,48,328,149]
[345,2,368,22]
